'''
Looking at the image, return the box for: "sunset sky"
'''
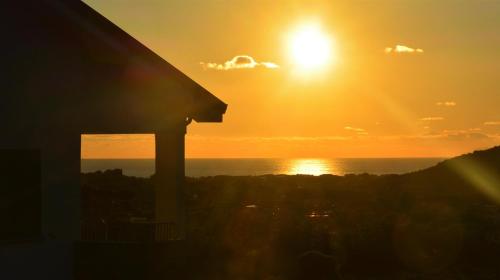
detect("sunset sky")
[82,0,500,159]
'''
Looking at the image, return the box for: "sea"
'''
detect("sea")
[81,158,445,178]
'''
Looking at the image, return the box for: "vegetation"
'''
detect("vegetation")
[81,146,500,279]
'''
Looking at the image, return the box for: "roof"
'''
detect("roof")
[15,0,227,123]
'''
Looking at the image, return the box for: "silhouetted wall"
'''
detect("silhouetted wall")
[0,0,225,277]
[0,149,41,241]
[75,241,187,280]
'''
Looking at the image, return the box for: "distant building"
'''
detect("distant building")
[0,0,226,278]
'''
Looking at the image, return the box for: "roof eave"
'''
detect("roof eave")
[192,103,227,123]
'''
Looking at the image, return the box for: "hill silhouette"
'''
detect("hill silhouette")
[404,146,500,202]
[81,146,500,279]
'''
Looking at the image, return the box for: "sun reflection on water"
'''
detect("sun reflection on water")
[286,159,331,176]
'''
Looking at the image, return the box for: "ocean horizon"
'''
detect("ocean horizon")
[81,158,446,178]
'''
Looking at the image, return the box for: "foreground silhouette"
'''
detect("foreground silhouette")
[1,1,226,277]
[80,146,500,279]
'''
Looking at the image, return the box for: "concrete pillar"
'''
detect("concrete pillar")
[154,124,186,239]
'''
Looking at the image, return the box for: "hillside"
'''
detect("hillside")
[81,146,500,279]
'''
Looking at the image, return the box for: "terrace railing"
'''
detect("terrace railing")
[81,220,177,243]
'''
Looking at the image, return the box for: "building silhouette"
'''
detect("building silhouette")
[0,0,226,278]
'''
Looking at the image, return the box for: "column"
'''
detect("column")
[154,124,186,239]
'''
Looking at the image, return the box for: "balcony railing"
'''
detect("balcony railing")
[81,221,177,242]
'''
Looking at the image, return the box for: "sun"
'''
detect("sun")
[288,23,334,71]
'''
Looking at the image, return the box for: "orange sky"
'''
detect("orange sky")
[82,0,500,159]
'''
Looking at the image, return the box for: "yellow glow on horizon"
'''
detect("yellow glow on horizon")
[287,159,329,176]
[288,23,334,72]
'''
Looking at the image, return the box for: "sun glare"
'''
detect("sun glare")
[287,159,329,176]
[288,23,333,71]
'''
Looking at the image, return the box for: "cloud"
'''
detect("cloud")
[385,44,424,54]
[185,132,500,158]
[381,129,497,141]
[82,134,153,142]
[259,62,279,69]
[187,135,351,142]
[188,131,499,144]
[200,55,279,70]
[344,126,368,135]
[440,129,490,140]
[484,121,500,126]
[436,101,457,107]
[420,117,444,121]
